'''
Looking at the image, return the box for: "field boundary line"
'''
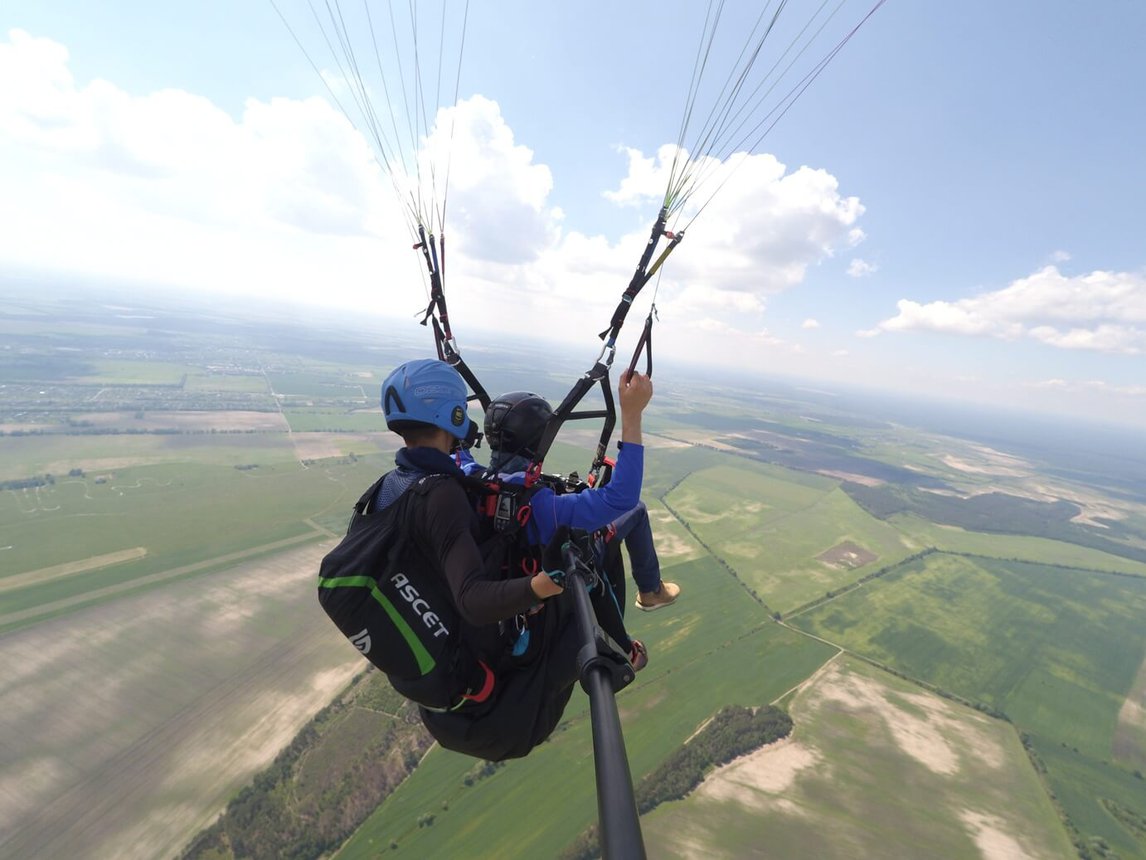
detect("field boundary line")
[770,650,843,706]
[659,495,776,616]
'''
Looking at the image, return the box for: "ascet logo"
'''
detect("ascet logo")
[391,573,450,639]
[348,628,372,654]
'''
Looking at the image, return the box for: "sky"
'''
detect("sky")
[2,1,1145,429]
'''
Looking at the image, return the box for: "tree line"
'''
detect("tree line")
[560,704,793,860]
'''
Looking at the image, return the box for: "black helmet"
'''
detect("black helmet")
[484,391,553,459]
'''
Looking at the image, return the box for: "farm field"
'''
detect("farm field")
[891,513,1146,576]
[0,541,362,860]
[642,655,1076,859]
[792,553,1146,855]
[1033,738,1146,860]
[664,464,915,612]
[0,453,389,632]
[8,291,1146,860]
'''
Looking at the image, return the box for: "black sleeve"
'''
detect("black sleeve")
[416,479,539,626]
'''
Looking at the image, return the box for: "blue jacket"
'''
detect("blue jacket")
[457,444,644,546]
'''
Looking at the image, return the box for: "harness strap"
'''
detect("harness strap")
[627,310,654,378]
[457,660,496,706]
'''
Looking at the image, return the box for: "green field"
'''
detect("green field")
[665,464,915,612]
[643,655,1076,859]
[792,553,1146,855]
[0,427,300,477]
[267,372,372,400]
[893,512,1146,576]
[0,443,389,632]
[1034,738,1146,859]
[283,411,387,432]
[792,554,1146,753]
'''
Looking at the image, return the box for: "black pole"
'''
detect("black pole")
[564,543,647,860]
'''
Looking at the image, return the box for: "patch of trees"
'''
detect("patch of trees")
[842,482,1146,565]
[1100,797,1146,842]
[300,454,362,467]
[0,474,55,491]
[462,759,505,787]
[179,671,432,860]
[560,705,793,860]
[1018,733,1098,859]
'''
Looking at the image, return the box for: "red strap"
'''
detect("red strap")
[462,660,496,703]
[588,456,617,489]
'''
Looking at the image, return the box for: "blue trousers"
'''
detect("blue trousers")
[609,501,661,593]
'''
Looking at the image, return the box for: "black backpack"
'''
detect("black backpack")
[318,469,629,712]
[317,473,491,711]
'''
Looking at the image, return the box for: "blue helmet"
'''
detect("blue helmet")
[381,359,478,444]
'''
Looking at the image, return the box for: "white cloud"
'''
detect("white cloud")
[0,29,867,374]
[603,144,864,303]
[867,266,1146,354]
[0,30,569,318]
[847,258,877,278]
[0,29,411,305]
[1049,249,1071,263]
[419,96,560,264]
[602,145,671,207]
[802,318,820,329]
[675,284,764,315]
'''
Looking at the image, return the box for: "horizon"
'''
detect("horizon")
[6,276,1146,456]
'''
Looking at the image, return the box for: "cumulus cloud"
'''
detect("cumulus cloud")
[802,318,820,329]
[603,144,863,301]
[418,96,560,264]
[419,134,866,344]
[2,31,388,237]
[865,266,1146,354]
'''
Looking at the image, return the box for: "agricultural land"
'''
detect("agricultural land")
[3,285,1146,859]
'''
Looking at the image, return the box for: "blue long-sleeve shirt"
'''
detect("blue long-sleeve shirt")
[457,444,644,546]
